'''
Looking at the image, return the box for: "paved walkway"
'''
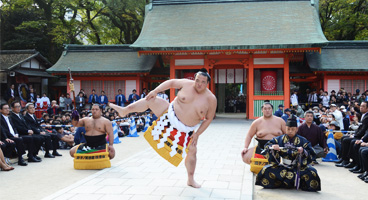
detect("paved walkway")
[44,115,254,200]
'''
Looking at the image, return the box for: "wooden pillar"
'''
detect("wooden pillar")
[284,55,290,108]
[170,56,175,102]
[248,55,254,119]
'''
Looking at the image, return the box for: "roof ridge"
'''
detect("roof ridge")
[64,44,134,52]
[0,49,38,54]
[152,0,309,6]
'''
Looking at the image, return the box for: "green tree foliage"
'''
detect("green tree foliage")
[319,0,368,40]
[0,0,148,63]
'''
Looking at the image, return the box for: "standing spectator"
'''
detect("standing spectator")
[354,89,361,99]
[88,89,98,104]
[274,104,284,117]
[141,88,148,99]
[36,94,42,108]
[75,92,86,112]
[330,104,344,128]
[290,90,298,106]
[5,84,16,104]
[64,93,73,111]
[28,88,36,103]
[308,89,318,108]
[79,89,87,99]
[115,89,126,107]
[320,91,330,108]
[59,94,66,110]
[317,89,324,103]
[41,93,51,108]
[128,89,140,103]
[98,91,109,109]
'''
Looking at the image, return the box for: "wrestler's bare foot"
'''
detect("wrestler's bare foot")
[108,103,129,117]
[187,179,201,188]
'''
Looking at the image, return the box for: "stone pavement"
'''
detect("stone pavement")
[43,115,254,200]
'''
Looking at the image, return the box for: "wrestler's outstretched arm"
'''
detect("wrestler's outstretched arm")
[105,120,115,159]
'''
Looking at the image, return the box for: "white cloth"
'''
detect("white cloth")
[41,96,50,107]
[157,93,169,102]
[168,101,200,133]
[290,94,298,106]
[36,98,43,108]
[59,96,66,108]
[11,89,14,98]
[2,114,15,136]
[333,109,344,128]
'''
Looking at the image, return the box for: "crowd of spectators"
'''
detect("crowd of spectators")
[278,87,368,183]
[1,86,163,171]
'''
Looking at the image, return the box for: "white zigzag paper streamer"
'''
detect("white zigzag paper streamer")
[151,114,168,140]
[181,132,189,158]
[157,124,174,149]
[170,131,182,157]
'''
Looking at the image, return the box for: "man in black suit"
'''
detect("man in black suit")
[75,92,86,113]
[336,101,368,168]
[10,101,55,158]
[23,102,61,157]
[1,103,40,165]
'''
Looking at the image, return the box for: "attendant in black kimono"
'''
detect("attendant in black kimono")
[255,115,321,192]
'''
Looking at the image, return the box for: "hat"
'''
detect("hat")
[356,89,360,93]
[313,106,319,110]
[330,104,337,107]
[284,108,291,112]
[329,121,340,130]
[278,104,284,107]
[340,105,345,109]
[331,90,336,93]
[286,115,298,127]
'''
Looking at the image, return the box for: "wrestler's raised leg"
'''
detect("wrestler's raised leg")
[186,143,201,188]
[109,97,169,118]
[241,147,254,164]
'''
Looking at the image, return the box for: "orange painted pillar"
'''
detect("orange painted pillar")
[248,55,254,119]
[284,55,290,108]
[170,56,175,102]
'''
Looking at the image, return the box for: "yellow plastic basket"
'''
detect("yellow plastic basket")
[73,144,111,170]
[250,145,268,174]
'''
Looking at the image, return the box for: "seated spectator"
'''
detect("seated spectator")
[357,142,368,183]
[0,148,14,171]
[47,100,63,115]
[274,104,284,117]
[297,111,328,163]
[281,108,291,122]
[98,91,108,109]
[327,121,343,155]
[53,122,74,148]
[24,103,62,157]
[350,113,361,131]
[1,103,40,166]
